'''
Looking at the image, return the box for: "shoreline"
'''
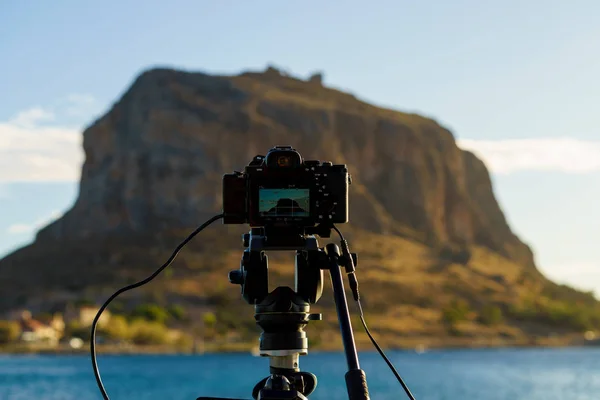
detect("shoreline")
[1,335,596,356]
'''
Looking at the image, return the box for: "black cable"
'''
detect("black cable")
[90,213,224,400]
[332,225,417,400]
[356,301,416,400]
[332,225,343,238]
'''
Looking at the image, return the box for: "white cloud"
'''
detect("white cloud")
[0,106,86,182]
[457,137,600,174]
[10,107,55,128]
[6,210,63,235]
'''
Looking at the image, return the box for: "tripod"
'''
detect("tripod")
[196,226,370,400]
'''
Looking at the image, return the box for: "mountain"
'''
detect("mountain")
[1,65,598,349]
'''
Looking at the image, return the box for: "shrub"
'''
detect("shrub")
[103,315,130,340]
[129,320,169,345]
[167,304,187,321]
[441,299,471,326]
[131,304,169,324]
[0,321,21,343]
[203,312,217,328]
[479,305,503,326]
[508,298,600,332]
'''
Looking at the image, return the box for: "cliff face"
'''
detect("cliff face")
[35,67,533,269]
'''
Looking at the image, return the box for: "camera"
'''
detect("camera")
[222,146,351,227]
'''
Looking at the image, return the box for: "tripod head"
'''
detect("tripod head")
[196,225,366,400]
[228,225,330,305]
[226,226,329,399]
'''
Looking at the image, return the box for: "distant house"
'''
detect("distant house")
[18,311,62,345]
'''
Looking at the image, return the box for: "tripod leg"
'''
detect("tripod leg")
[328,254,360,370]
[325,244,370,400]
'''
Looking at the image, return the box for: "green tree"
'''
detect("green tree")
[131,304,169,324]
[441,299,471,326]
[479,305,503,326]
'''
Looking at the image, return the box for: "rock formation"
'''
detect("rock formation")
[7,65,574,344]
[32,67,533,270]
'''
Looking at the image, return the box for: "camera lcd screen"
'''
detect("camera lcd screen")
[258,188,310,217]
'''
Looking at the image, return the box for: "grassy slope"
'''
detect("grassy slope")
[40,224,596,351]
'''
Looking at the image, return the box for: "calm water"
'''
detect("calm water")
[0,348,598,399]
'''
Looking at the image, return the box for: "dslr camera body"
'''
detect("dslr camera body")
[222,146,351,227]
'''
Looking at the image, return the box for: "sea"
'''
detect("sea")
[0,348,598,399]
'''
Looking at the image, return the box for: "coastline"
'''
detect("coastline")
[1,334,595,356]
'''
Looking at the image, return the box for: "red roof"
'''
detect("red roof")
[21,319,48,332]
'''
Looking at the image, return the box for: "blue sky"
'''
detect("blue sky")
[1,0,599,295]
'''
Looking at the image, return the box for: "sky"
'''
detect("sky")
[1,0,599,295]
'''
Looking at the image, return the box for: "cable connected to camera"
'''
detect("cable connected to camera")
[91,146,416,400]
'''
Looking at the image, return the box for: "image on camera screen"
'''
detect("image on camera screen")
[259,188,310,217]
